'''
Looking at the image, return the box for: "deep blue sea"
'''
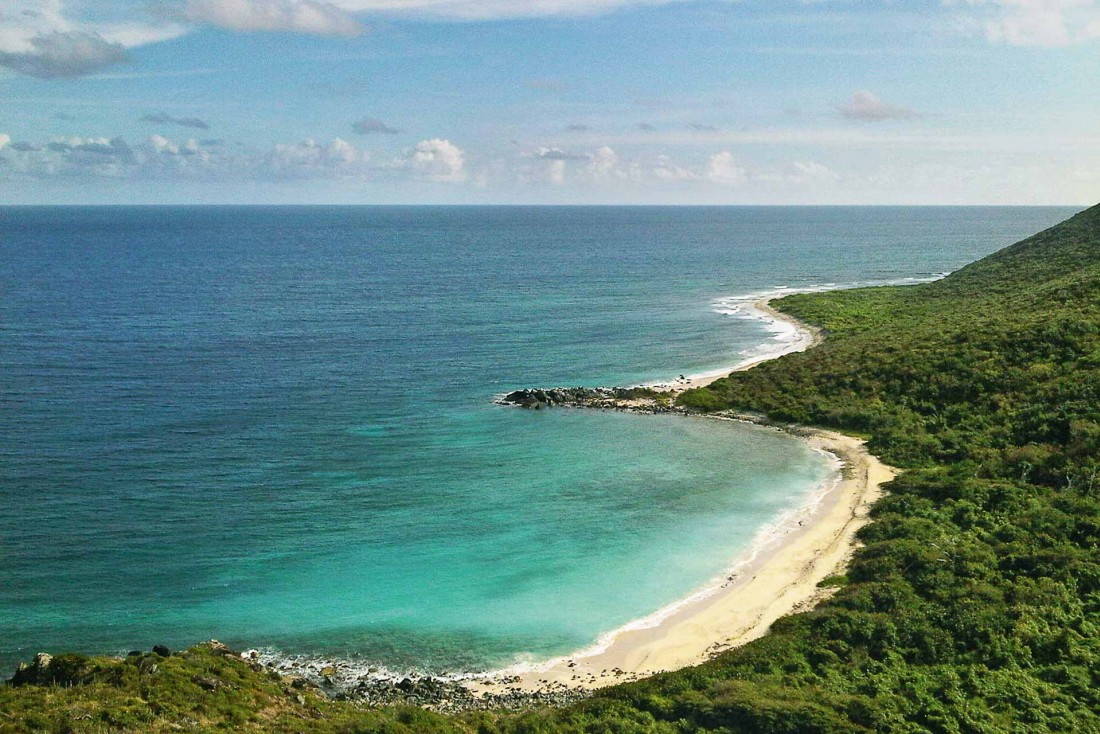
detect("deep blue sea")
[0,206,1078,674]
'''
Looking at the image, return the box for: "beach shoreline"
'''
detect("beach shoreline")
[463,298,893,697]
[255,296,893,709]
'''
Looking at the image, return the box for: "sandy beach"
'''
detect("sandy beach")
[466,299,894,696]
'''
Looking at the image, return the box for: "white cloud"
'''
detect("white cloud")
[2,131,385,181]
[92,22,190,48]
[180,0,362,37]
[585,146,618,179]
[532,146,588,161]
[705,151,747,184]
[3,132,369,180]
[0,1,62,53]
[651,155,696,182]
[14,135,137,177]
[954,0,1100,47]
[139,135,214,175]
[146,134,204,156]
[148,134,180,155]
[0,31,128,78]
[1,131,474,185]
[519,147,585,185]
[507,148,839,192]
[518,145,624,185]
[268,137,369,176]
[0,0,680,67]
[0,1,184,77]
[838,91,920,122]
[410,138,466,182]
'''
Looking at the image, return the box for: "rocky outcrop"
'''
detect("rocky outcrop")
[10,653,54,687]
[259,654,588,713]
[497,386,676,413]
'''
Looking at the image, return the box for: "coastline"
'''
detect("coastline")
[246,296,892,710]
[466,298,894,696]
[646,298,824,394]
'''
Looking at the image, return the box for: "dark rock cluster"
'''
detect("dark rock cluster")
[498,386,677,413]
[262,655,588,713]
[342,674,586,712]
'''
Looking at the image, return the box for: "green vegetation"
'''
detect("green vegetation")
[5,205,1100,732]
[0,645,466,733]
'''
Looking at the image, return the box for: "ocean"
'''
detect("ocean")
[0,205,1077,674]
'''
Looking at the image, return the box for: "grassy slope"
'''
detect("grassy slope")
[5,206,1100,733]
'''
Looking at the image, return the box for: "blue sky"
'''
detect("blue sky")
[1,0,1098,204]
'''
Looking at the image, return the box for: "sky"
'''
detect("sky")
[0,0,1098,204]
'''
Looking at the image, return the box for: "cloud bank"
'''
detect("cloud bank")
[0,131,474,186]
[0,127,845,197]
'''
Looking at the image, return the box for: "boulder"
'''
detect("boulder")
[9,653,53,686]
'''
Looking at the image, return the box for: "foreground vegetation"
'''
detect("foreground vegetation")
[5,205,1100,732]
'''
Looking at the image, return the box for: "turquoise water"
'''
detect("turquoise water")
[0,206,1078,673]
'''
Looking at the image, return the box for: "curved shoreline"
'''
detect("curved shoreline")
[639,297,822,394]
[253,296,893,708]
[467,299,894,696]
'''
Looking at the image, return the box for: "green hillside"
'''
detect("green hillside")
[5,206,1100,733]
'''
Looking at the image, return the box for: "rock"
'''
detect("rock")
[9,653,53,686]
[320,665,337,678]
[192,676,220,691]
[206,640,235,656]
[152,645,171,657]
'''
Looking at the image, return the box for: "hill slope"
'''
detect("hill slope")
[667,204,1100,732]
[4,205,1100,733]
